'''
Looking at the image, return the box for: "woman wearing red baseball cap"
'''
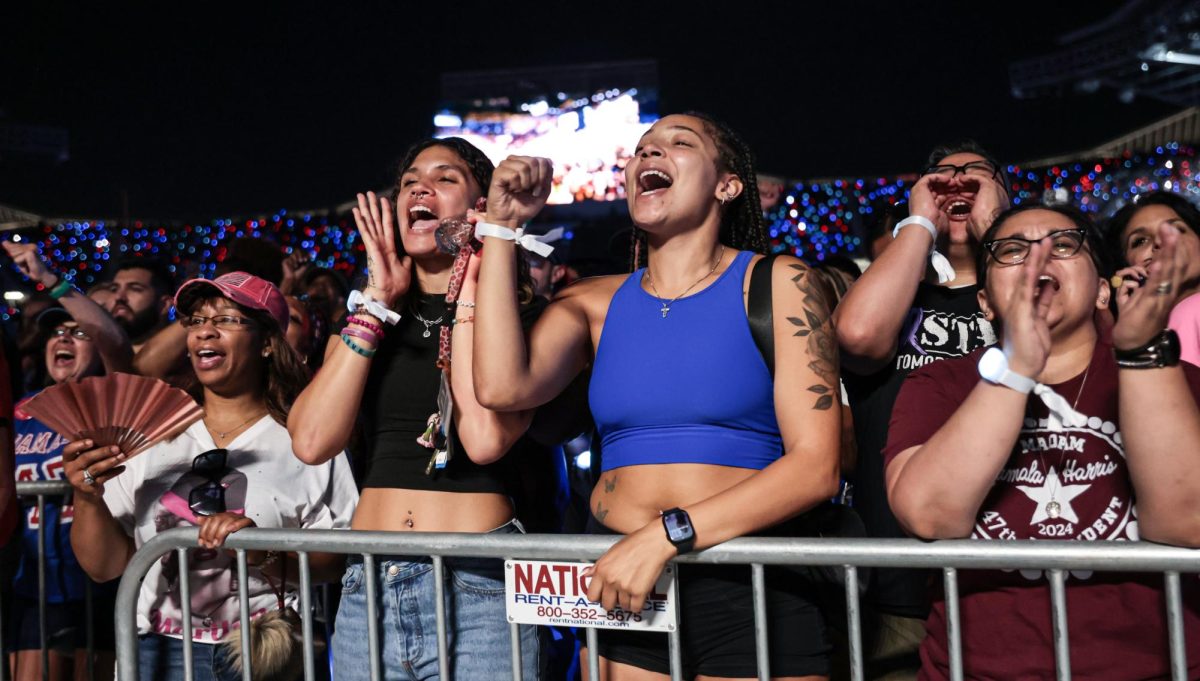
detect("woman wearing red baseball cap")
[63,272,359,681]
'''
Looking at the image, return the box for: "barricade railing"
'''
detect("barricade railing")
[114,527,1200,681]
[6,480,93,681]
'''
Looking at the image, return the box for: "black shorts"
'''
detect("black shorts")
[5,593,117,652]
[592,521,830,678]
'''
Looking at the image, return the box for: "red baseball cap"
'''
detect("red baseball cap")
[174,272,290,332]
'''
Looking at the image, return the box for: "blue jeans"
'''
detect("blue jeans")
[332,520,541,681]
[138,634,240,681]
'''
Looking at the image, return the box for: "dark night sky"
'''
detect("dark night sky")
[1,1,1179,220]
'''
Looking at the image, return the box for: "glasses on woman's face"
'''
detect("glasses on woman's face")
[983,228,1088,266]
[188,448,229,517]
[923,161,999,180]
[180,314,256,332]
[51,327,91,341]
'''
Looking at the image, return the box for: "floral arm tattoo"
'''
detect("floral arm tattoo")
[785,265,839,411]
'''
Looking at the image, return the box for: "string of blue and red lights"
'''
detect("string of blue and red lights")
[767,143,1197,260]
[4,144,1196,321]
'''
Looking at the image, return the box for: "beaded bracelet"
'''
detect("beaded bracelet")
[346,315,385,337]
[48,278,73,300]
[453,315,475,326]
[340,334,376,359]
[341,326,379,346]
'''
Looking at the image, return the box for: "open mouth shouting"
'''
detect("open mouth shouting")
[947,199,973,218]
[637,168,674,197]
[52,347,76,369]
[193,347,226,371]
[1036,273,1061,296]
[408,204,440,233]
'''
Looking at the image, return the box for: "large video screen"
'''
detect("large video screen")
[434,88,658,204]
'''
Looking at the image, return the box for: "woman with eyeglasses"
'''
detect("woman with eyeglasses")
[64,272,358,681]
[3,241,133,681]
[884,205,1200,679]
[1107,191,1200,366]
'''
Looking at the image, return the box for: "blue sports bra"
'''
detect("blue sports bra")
[589,250,783,472]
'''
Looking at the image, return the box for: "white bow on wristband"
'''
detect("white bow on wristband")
[1033,383,1088,433]
[978,347,1087,433]
[893,216,956,284]
[474,222,557,258]
[347,290,401,325]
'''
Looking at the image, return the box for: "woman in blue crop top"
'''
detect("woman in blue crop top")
[474,113,841,679]
[288,138,543,680]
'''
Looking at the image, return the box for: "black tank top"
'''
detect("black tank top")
[359,292,546,494]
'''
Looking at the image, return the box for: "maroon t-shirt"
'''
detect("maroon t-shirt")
[884,341,1200,680]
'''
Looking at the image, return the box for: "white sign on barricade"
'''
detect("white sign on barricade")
[505,559,677,632]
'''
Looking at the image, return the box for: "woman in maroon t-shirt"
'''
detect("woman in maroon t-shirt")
[884,204,1200,680]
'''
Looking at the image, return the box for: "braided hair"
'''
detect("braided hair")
[628,112,768,270]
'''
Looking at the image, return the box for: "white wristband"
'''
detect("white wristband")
[978,347,1035,394]
[347,290,401,326]
[894,215,956,283]
[978,347,1087,432]
[474,222,557,258]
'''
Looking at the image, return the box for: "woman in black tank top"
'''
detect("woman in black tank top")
[287,138,545,680]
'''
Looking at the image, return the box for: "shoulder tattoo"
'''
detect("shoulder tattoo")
[786,265,838,410]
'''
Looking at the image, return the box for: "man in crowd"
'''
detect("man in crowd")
[834,141,1010,678]
[100,256,174,352]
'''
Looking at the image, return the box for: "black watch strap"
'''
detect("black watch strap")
[1114,329,1181,369]
[661,507,696,555]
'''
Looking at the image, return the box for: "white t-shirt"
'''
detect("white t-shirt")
[103,416,358,642]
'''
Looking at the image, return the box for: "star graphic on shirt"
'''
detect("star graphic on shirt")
[1016,466,1090,525]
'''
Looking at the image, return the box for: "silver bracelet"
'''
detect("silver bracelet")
[456,301,476,308]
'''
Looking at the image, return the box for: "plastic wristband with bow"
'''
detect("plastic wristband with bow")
[474,222,557,257]
[347,290,401,326]
[893,216,956,284]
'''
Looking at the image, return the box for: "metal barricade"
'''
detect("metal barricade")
[114,526,1200,681]
[6,480,97,681]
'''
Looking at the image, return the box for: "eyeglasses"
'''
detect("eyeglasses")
[180,314,257,331]
[923,161,1000,180]
[51,327,92,341]
[983,228,1089,266]
[188,448,228,517]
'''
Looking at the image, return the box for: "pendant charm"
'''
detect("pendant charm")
[423,329,432,338]
[660,304,670,318]
[1046,501,1061,519]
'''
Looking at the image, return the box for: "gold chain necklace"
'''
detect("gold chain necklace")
[206,413,265,444]
[643,246,725,319]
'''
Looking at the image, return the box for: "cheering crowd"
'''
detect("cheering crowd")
[3,113,1200,681]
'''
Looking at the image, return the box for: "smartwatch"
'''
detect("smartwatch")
[661,507,696,555]
[978,347,1036,394]
[1115,329,1181,369]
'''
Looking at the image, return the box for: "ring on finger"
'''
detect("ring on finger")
[82,468,96,486]
[1155,282,1173,295]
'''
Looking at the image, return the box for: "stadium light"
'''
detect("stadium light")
[1142,43,1200,66]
